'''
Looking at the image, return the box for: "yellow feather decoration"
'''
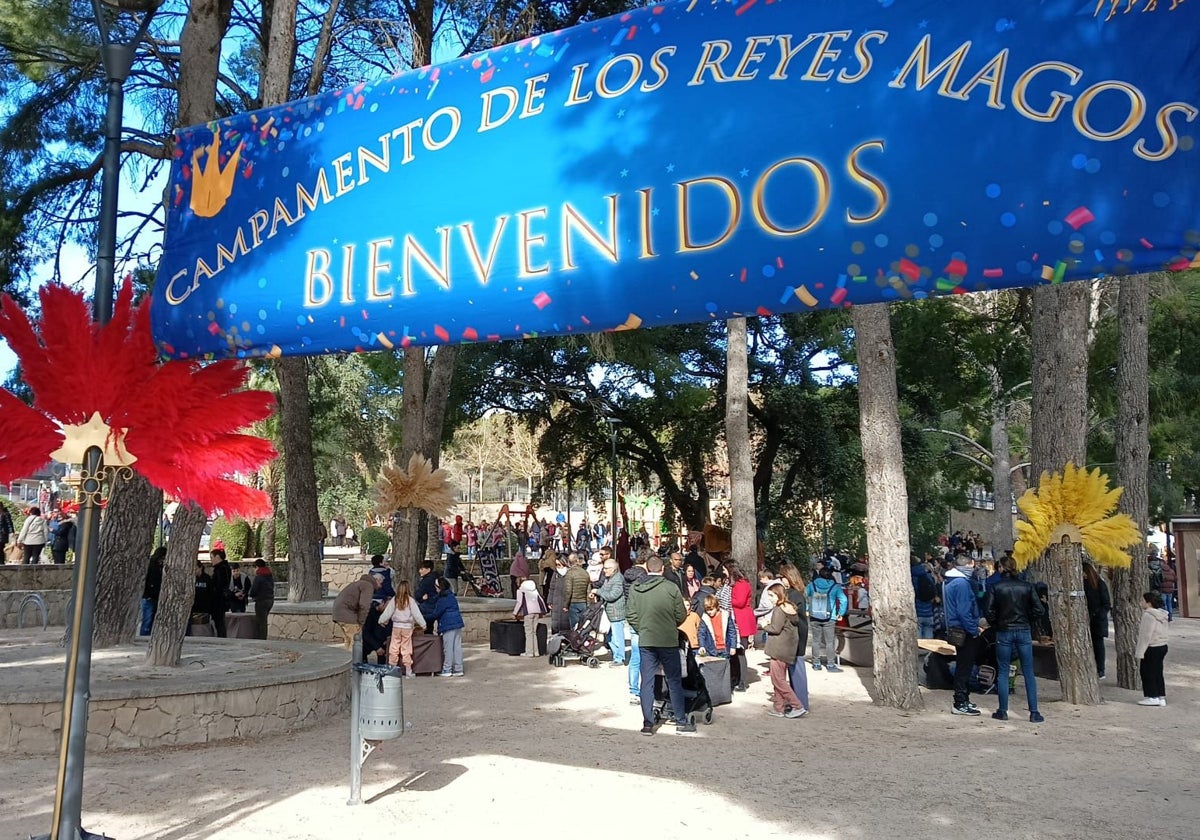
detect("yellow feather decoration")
[373,453,456,519]
[1012,462,1142,569]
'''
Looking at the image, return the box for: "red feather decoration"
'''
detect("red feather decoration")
[0,282,277,519]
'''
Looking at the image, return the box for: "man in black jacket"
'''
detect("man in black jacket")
[984,559,1047,723]
[141,547,166,635]
[209,549,232,638]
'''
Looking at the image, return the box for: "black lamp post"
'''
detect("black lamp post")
[42,4,160,840]
[604,418,620,545]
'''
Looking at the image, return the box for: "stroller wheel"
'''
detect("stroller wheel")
[586,656,600,668]
[703,708,714,725]
[652,708,662,723]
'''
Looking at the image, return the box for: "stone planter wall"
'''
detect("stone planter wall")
[0,566,74,592]
[0,639,349,754]
[0,590,71,629]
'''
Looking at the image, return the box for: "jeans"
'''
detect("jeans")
[608,618,626,664]
[917,617,935,640]
[441,628,464,673]
[254,600,272,640]
[787,657,810,710]
[1162,593,1175,620]
[640,646,686,727]
[628,628,641,695]
[140,598,157,636]
[995,627,1038,714]
[568,602,586,630]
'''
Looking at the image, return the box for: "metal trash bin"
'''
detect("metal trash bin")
[355,664,405,741]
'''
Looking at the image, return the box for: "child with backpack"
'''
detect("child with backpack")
[514,578,549,657]
[805,566,848,672]
[379,579,426,676]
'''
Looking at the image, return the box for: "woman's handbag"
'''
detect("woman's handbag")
[945,626,968,647]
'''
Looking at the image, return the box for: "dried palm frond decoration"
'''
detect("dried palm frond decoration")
[1013,462,1142,569]
[374,453,455,519]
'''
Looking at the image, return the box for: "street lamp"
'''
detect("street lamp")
[604,418,620,546]
[42,5,162,840]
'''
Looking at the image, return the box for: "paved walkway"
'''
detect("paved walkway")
[3,620,1199,840]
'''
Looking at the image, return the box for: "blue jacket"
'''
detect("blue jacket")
[697,610,740,657]
[430,590,465,632]
[911,565,936,620]
[804,578,848,622]
[943,568,981,637]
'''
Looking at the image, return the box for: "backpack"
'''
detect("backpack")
[1149,568,1164,591]
[809,585,833,621]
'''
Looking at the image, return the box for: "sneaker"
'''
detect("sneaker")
[952,704,982,716]
[992,710,1008,721]
[965,702,980,712]
[630,695,641,705]
[766,709,786,717]
[436,670,452,677]
[451,671,465,677]
[1098,673,1106,680]
[404,669,415,678]
[675,721,697,734]
[1029,711,1045,723]
[1158,697,1167,707]
[812,661,823,671]
[785,707,808,719]
[609,661,625,668]
[825,665,844,673]
[734,683,747,693]
[1138,697,1162,706]
[640,725,654,736]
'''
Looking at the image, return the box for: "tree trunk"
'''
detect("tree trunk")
[262,468,280,561]
[393,347,427,586]
[725,318,757,569]
[853,303,923,710]
[989,367,1014,557]
[1114,274,1152,690]
[146,503,207,666]
[92,473,161,648]
[1030,282,1099,705]
[423,346,457,565]
[276,356,322,601]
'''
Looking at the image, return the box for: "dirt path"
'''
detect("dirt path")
[4,621,1198,840]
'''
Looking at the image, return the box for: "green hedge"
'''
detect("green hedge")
[2,498,27,537]
[362,525,389,556]
[210,517,252,561]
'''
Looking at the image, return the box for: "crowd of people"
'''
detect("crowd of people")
[910,540,1176,717]
[0,505,78,564]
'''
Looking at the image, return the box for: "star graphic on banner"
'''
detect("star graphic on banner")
[652,207,660,217]
[919,19,928,29]
[739,168,750,177]
[307,153,318,168]
[620,168,629,177]
[617,109,626,118]
[666,163,676,173]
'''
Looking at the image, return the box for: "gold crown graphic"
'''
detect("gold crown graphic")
[189,127,245,218]
[1095,0,1186,21]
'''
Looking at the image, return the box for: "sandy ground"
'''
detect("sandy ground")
[4,621,1199,840]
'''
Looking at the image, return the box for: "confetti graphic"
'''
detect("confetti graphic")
[153,0,1200,360]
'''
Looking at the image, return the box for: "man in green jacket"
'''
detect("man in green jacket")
[627,555,693,735]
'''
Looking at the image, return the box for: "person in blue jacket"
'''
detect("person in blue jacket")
[430,577,466,676]
[911,555,938,639]
[805,566,848,672]
[943,554,984,716]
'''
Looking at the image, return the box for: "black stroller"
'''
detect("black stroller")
[547,602,607,668]
[652,635,715,726]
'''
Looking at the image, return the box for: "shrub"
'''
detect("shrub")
[274,515,289,559]
[210,517,252,561]
[362,525,389,557]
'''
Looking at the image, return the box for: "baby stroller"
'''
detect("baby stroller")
[547,602,607,668]
[653,635,715,726]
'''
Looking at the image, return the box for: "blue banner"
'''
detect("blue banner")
[152,0,1200,359]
